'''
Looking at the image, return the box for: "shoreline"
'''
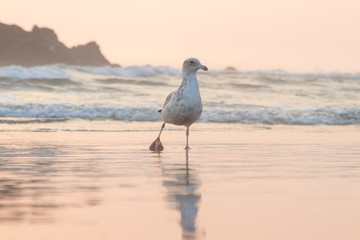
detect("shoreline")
[0,118,360,132]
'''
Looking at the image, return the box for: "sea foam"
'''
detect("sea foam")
[0,103,359,125]
[0,64,181,79]
[72,65,181,78]
[0,65,70,79]
[201,105,360,125]
[0,64,359,80]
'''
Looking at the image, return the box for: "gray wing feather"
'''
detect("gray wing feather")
[158,91,173,112]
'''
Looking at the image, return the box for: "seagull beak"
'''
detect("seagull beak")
[200,65,208,71]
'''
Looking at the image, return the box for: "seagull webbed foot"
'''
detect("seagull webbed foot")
[149,137,164,152]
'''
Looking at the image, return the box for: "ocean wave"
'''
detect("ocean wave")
[0,77,79,91]
[220,69,360,80]
[1,64,359,80]
[95,78,171,87]
[72,65,181,78]
[201,105,360,125]
[0,103,161,121]
[0,65,70,79]
[0,64,181,80]
[0,103,359,125]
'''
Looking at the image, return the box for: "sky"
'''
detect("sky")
[1,0,360,72]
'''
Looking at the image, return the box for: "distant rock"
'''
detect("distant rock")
[225,66,237,71]
[0,22,118,67]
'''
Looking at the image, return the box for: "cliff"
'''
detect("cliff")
[0,23,115,67]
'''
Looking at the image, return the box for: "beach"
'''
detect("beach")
[2,1,360,238]
[0,124,359,240]
[0,63,360,239]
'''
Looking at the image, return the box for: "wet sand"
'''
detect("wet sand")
[0,126,359,240]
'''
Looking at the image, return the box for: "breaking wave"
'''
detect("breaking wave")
[0,64,181,79]
[72,65,181,77]
[0,65,70,79]
[1,64,359,80]
[201,105,360,125]
[0,103,160,121]
[0,103,359,125]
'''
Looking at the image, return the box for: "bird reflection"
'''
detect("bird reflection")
[155,149,202,239]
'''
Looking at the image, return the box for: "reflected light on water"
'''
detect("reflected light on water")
[0,129,359,240]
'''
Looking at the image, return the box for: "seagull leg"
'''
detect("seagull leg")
[158,122,166,138]
[149,122,165,151]
[185,126,190,150]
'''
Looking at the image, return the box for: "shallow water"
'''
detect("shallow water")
[0,126,359,240]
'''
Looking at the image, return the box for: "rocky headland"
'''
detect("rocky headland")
[0,23,116,67]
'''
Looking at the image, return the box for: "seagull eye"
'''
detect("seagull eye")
[190,61,194,64]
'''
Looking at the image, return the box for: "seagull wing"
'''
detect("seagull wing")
[158,91,174,112]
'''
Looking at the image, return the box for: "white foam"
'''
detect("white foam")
[0,103,359,125]
[0,103,161,121]
[0,64,182,79]
[1,64,359,80]
[71,65,181,78]
[220,69,360,79]
[0,65,70,79]
[201,105,360,125]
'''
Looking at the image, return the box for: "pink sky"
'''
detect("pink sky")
[1,0,360,72]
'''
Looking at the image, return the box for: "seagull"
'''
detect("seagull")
[149,58,208,151]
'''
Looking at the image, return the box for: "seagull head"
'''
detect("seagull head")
[182,58,208,73]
